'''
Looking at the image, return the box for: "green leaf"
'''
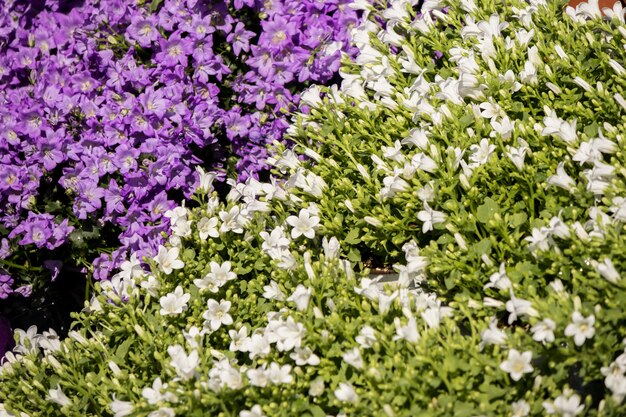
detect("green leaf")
[476,197,500,224]
[508,212,527,228]
[347,248,361,263]
[344,227,361,245]
[310,405,326,417]
[149,0,163,12]
[114,336,134,361]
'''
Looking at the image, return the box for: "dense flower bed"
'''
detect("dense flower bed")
[0,0,359,303]
[3,0,626,416]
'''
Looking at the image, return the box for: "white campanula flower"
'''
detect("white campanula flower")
[183,326,204,349]
[519,60,537,85]
[290,346,320,366]
[417,202,446,233]
[208,358,243,391]
[195,166,216,195]
[500,349,533,381]
[274,316,306,352]
[262,280,285,301]
[610,197,626,222]
[543,391,584,416]
[356,326,377,349]
[197,216,219,240]
[171,218,192,238]
[203,299,233,332]
[260,226,290,257]
[479,318,507,350]
[393,315,420,343]
[142,377,177,405]
[484,262,512,291]
[153,246,184,275]
[381,140,405,163]
[240,405,265,417]
[148,408,175,417]
[342,347,364,369]
[564,312,595,346]
[322,236,340,260]
[140,275,160,297]
[167,345,199,381]
[287,285,312,312]
[547,162,576,192]
[411,153,438,173]
[506,292,539,324]
[229,327,250,352]
[247,333,271,360]
[219,206,246,234]
[268,362,293,384]
[194,261,237,292]
[335,382,359,404]
[524,227,553,253]
[511,399,530,417]
[247,365,270,387]
[109,396,134,417]
[159,286,190,316]
[593,258,621,284]
[468,138,496,166]
[113,253,145,281]
[531,318,556,344]
[422,305,453,329]
[47,385,71,407]
[164,206,187,227]
[490,115,514,140]
[506,141,529,171]
[286,208,320,239]
[380,174,410,199]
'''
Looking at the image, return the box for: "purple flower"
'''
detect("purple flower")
[126,15,159,47]
[156,33,192,67]
[227,22,255,56]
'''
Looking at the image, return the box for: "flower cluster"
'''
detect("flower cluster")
[2,0,626,416]
[0,0,360,297]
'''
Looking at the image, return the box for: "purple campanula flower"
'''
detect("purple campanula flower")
[126,15,159,47]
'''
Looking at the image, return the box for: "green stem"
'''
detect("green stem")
[0,259,43,272]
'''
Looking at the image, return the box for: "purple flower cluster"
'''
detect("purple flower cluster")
[0,0,361,297]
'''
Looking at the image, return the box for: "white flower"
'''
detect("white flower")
[154,246,185,275]
[309,377,325,397]
[197,217,219,240]
[322,236,340,259]
[229,327,250,352]
[500,349,533,381]
[195,261,237,292]
[274,317,306,352]
[142,377,177,405]
[564,312,595,346]
[219,206,246,234]
[240,405,265,417]
[468,138,496,165]
[148,408,175,417]
[511,399,530,417]
[196,166,216,194]
[267,362,293,384]
[110,396,134,417]
[260,226,290,256]
[203,299,233,332]
[484,262,511,290]
[342,347,364,369]
[114,253,145,281]
[164,206,188,226]
[334,382,359,403]
[479,318,507,350]
[356,326,377,349]
[393,315,420,343]
[247,334,270,360]
[417,202,446,233]
[524,227,552,253]
[247,366,269,387]
[47,385,71,407]
[506,142,528,171]
[140,275,161,297]
[543,392,584,416]
[159,286,190,316]
[547,163,576,192]
[411,153,438,173]
[262,280,285,301]
[290,346,320,366]
[286,208,320,239]
[531,319,556,344]
[593,258,621,284]
[167,345,199,381]
[287,285,312,312]
[506,293,538,324]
